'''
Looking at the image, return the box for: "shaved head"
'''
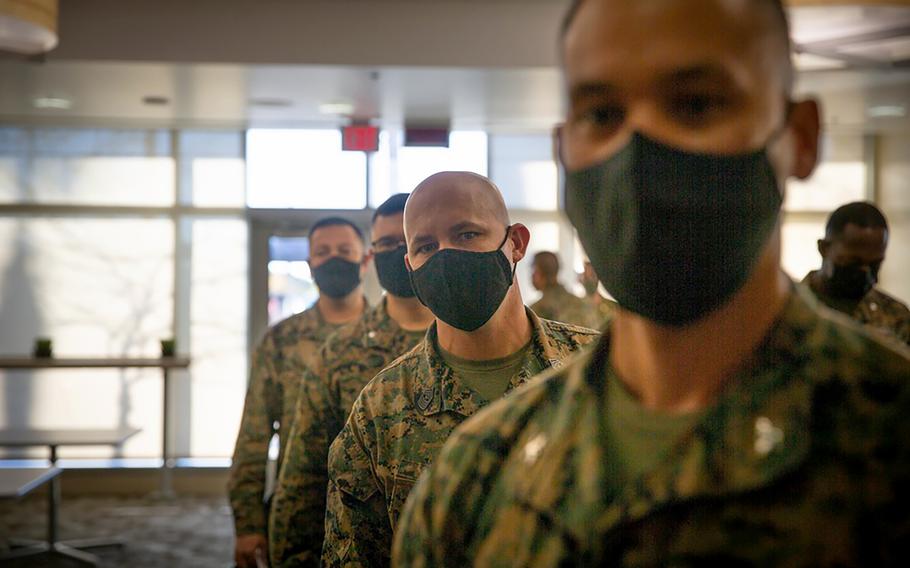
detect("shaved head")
[405,171,510,239]
[404,171,523,272]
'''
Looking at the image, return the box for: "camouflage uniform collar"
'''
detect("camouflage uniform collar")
[413,308,563,417]
[357,296,404,348]
[518,287,822,540]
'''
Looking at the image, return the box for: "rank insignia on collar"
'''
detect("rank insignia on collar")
[416,387,435,411]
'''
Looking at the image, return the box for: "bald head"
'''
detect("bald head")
[404,171,520,271]
[405,171,509,236]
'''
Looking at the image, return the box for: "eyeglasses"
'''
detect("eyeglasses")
[371,237,407,254]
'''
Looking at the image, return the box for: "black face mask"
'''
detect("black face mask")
[827,264,875,300]
[408,228,515,332]
[564,131,783,327]
[374,245,416,298]
[311,257,362,299]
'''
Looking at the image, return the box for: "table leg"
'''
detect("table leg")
[49,445,59,545]
[161,367,174,497]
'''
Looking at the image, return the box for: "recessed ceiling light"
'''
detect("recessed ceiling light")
[867,105,906,118]
[250,98,294,108]
[142,96,170,106]
[33,96,71,110]
[319,102,355,115]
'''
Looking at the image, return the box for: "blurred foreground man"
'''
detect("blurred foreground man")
[804,201,910,346]
[531,251,604,329]
[268,194,435,567]
[395,1,910,566]
[322,172,598,567]
[229,217,368,568]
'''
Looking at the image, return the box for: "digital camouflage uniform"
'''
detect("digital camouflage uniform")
[804,270,910,347]
[269,298,426,567]
[394,285,910,567]
[322,310,599,568]
[531,283,605,330]
[228,305,343,539]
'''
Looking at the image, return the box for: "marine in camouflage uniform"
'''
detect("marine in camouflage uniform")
[228,305,343,543]
[268,298,426,567]
[322,309,598,568]
[394,286,910,566]
[531,283,609,330]
[804,271,910,347]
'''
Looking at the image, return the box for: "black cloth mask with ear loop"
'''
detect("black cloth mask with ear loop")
[563,130,785,326]
[408,227,516,332]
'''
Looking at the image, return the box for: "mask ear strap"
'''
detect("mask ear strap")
[499,225,518,281]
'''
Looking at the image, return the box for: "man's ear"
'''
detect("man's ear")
[817,238,829,258]
[552,123,565,165]
[508,223,531,263]
[789,99,821,180]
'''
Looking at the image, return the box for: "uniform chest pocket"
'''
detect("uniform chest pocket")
[388,459,425,529]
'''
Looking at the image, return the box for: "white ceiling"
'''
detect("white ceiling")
[0,3,907,133]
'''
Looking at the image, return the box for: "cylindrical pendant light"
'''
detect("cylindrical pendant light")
[0,0,58,55]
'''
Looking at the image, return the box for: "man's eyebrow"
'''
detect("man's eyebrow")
[408,233,435,248]
[449,221,485,234]
[657,63,737,89]
[568,81,618,103]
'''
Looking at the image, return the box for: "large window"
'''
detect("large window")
[246,129,367,209]
[0,127,248,461]
[0,128,174,206]
[489,133,558,210]
[0,217,174,459]
[369,130,488,207]
[781,132,869,281]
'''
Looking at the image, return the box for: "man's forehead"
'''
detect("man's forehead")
[311,224,359,246]
[564,0,779,85]
[406,186,501,232]
[839,224,888,248]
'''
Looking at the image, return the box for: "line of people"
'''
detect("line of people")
[229,0,910,566]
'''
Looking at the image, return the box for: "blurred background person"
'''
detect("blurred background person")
[530,251,604,329]
[268,194,434,567]
[228,217,368,568]
[804,201,910,346]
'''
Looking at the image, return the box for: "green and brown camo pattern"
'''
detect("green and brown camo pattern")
[322,309,599,568]
[227,305,341,538]
[531,284,610,331]
[803,271,910,348]
[269,298,426,567]
[394,285,910,567]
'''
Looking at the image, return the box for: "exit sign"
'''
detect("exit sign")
[342,125,379,152]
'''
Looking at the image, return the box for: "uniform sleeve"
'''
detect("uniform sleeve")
[269,364,343,568]
[392,468,439,568]
[228,333,281,537]
[321,402,391,568]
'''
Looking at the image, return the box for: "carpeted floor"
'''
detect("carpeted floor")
[0,494,234,567]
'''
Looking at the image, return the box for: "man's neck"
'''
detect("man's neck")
[386,294,434,332]
[610,245,790,413]
[317,291,365,325]
[436,290,531,361]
